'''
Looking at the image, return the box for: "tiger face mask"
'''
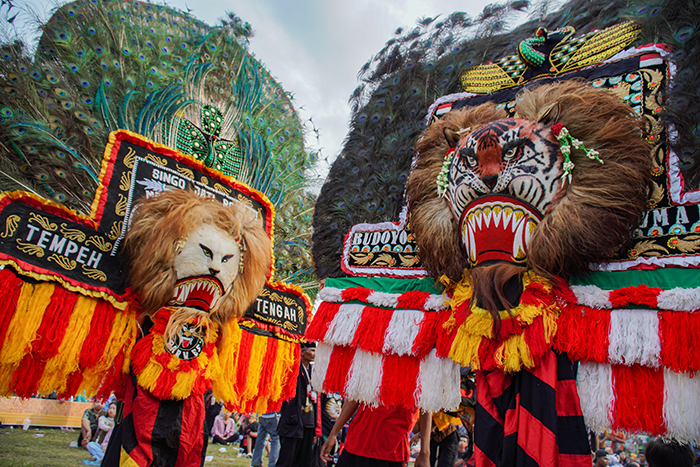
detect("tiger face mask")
[446,118,562,265]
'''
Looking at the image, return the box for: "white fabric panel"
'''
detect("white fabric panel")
[367,291,398,308]
[663,369,700,443]
[657,287,700,312]
[608,309,660,367]
[577,362,614,434]
[345,349,383,406]
[416,349,461,412]
[323,303,365,346]
[311,343,333,392]
[383,310,424,356]
[570,285,613,309]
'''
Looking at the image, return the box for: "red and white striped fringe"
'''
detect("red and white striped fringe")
[307,289,459,412]
[578,362,700,443]
[555,282,700,442]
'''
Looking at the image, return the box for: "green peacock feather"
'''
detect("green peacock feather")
[0,0,319,296]
[312,0,700,279]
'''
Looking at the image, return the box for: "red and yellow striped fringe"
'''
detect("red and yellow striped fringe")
[440,271,558,374]
[0,268,138,399]
[130,308,220,400]
[214,320,300,414]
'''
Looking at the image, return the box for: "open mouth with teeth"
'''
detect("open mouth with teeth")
[459,195,542,266]
[168,275,225,312]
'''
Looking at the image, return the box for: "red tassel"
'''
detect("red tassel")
[659,310,700,373]
[452,300,471,329]
[379,354,420,408]
[612,364,664,435]
[412,311,446,358]
[264,344,301,413]
[323,346,356,394]
[234,329,255,395]
[12,355,47,398]
[519,282,552,308]
[396,291,430,310]
[522,316,548,367]
[341,287,372,303]
[435,312,459,358]
[478,338,503,372]
[552,280,577,304]
[495,316,524,340]
[32,286,78,359]
[58,371,84,399]
[610,285,661,309]
[97,351,127,400]
[280,345,301,403]
[305,303,341,341]
[0,269,24,350]
[152,366,177,398]
[352,306,393,353]
[79,300,117,369]
[191,372,211,398]
[257,337,279,400]
[130,336,155,375]
[7,286,77,397]
[553,304,609,363]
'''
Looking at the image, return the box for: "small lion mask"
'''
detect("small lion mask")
[123,189,271,327]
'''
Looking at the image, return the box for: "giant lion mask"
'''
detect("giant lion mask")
[407,81,651,314]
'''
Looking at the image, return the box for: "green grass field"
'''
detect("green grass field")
[0,427,261,467]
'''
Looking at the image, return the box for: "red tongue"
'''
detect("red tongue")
[459,195,542,266]
[168,275,225,312]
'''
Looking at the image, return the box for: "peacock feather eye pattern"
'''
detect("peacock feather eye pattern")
[0,0,319,295]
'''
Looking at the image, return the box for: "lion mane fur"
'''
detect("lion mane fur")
[123,189,271,326]
[407,81,651,312]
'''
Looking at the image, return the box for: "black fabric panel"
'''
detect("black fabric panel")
[335,450,403,467]
[201,411,209,467]
[474,401,505,464]
[518,369,558,434]
[101,421,123,467]
[514,443,545,467]
[555,351,577,381]
[120,374,141,454]
[151,398,184,467]
[556,415,591,455]
[491,375,517,419]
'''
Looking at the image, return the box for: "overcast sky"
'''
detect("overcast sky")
[11,0,494,180]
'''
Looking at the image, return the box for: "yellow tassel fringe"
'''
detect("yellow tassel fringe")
[446,271,559,373]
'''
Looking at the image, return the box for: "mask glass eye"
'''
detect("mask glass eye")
[199,243,213,259]
[467,155,477,167]
[222,254,233,263]
[504,147,517,160]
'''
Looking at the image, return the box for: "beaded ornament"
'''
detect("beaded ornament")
[437,148,455,198]
[551,123,603,185]
[517,28,547,68]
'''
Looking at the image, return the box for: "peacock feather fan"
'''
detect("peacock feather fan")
[0,0,319,295]
[312,0,700,279]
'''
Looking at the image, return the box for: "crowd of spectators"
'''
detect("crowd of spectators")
[63,355,700,467]
[79,400,116,465]
[591,431,699,467]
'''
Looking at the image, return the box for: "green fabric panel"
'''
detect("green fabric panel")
[571,267,700,290]
[325,276,443,294]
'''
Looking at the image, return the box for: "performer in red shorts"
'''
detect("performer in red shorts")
[320,399,431,467]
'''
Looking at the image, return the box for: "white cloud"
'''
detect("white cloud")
[11,0,493,175]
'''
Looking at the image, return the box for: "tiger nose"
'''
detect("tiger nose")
[482,175,498,189]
